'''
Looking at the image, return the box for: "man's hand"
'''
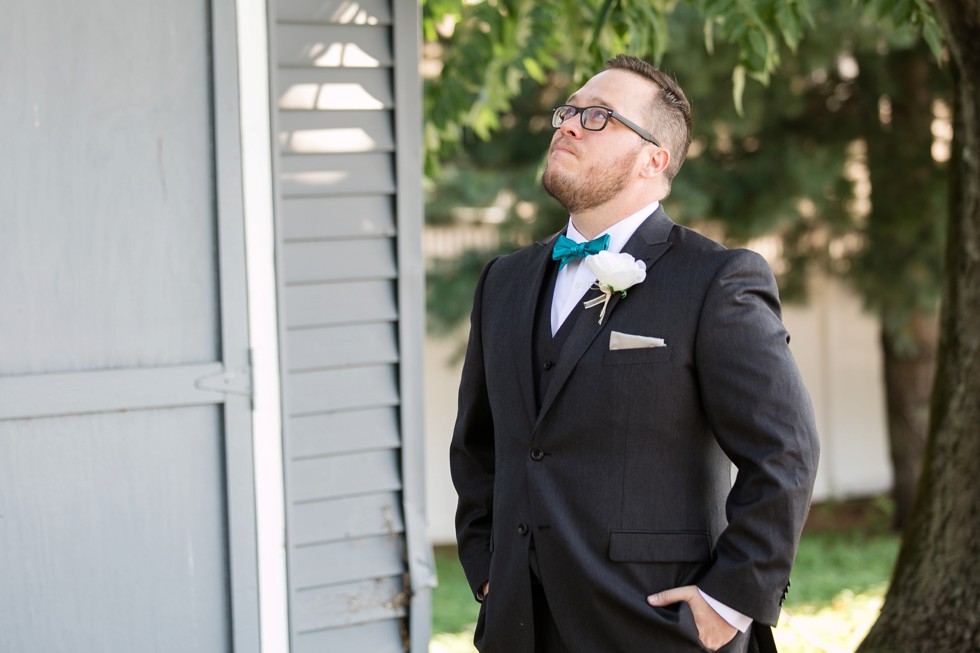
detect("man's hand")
[647,586,737,651]
[478,581,490,601]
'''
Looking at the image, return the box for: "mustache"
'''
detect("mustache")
[550,138,578,156]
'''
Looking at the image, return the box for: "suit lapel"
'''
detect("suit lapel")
[623,205,675,274]
[533,208,675,432]
[515,234,559,427]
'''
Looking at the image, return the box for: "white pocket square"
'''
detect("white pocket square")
[609,331,666,350]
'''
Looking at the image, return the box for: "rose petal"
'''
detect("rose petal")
[586,251,645,292]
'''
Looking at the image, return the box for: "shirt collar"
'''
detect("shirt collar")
[564,200,660,255]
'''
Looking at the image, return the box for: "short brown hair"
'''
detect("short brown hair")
[605,54,692,184]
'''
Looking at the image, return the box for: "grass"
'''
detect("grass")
[430,499,900,653]
[432,543,482,635]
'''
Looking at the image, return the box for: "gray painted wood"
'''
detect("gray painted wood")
[280,152,396,196]
[290,491,405,545]
[276,0,392,24]
[0,408,230,652]
[293,619,405,653]
[390,2,437,650]
[0,0,218,377]
[211,0,262,644]
[288,448,402,502]
[288,406,401,457]
[276,24,392,67]
[279,110,395,154]
[276,68,394,110]
[282,196,396,240]
[293,575,406,632]
[0,0,261,649]
[0,363,226,420]
[286,364,399,415]
[290,535,405,590]
[268,0,428,648]
[283,238,397,283]
[286,322,398,371]
[284,280,397,327]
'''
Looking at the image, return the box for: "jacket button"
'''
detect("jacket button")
[517,523,529,536]
[530,448,545,461]
[543,360,553,370]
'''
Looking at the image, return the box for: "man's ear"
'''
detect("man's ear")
[639,147,670,179]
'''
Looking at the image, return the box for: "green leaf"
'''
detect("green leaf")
[775,1,801,51]
[523,57,547,84]
[922,21,944,63]
[794,0,815,26]
[592,0,617,50]
[732,63,746,116]
[703,17,716,54]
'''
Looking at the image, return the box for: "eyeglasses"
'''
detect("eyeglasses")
[552,104,660,147]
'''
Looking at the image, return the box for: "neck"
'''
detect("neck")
[570,194,660,239]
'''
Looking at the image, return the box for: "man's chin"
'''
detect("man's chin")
[541,175,570,210]
[543,165,573,189]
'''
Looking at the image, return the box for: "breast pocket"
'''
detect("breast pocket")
[603,345,671,365]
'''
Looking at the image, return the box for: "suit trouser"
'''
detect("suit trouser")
[529,541,569,653]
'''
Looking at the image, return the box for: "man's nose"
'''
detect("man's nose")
[557,113,582,138]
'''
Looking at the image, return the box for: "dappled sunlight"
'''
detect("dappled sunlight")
[280,83,320,109]
[280,127,377,154]
[280,82,386,110]
[330,0,381,25]
[931,98,952,163]
[843,139,871,225]
[774,589,886,653]
[281,170,349,188]
[302,41,382,68]
[297,0,384,24]
[747,235,783,265]
[837,53,860,81]
[429,629,477,653]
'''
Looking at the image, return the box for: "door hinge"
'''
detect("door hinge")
[195,364,252,398]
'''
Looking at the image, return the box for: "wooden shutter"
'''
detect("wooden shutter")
[269,1,432,651]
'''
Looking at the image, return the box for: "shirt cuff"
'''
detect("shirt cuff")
[698,589,753,633]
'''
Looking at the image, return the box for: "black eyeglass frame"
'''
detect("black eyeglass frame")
[552,104,661,147]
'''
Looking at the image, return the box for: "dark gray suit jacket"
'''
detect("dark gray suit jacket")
[450,208,819,653]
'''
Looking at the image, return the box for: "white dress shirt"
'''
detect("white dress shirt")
[549,200,753,634]
[551,201,659,335]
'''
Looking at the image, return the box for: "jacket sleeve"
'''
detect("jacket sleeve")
[693,249,820,625]
[449,257,499,600]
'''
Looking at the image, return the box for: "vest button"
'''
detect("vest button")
[543,360,553,370]
[517,523,529,536]
[530,448,545,461]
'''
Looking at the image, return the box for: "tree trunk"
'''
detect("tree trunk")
[858,0,980,649]
[880,311,937,530]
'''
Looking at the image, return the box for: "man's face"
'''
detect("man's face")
[542,69,656,214]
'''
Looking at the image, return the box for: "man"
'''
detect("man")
[450,54,819,653]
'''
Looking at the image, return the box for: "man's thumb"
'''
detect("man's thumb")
[646,585,693,606]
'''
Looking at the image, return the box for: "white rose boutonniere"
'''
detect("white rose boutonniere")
[582,250,647,324]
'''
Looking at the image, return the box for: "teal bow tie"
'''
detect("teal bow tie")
[551,233,610,270]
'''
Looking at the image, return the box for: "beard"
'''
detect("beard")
[542,143,639,213]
